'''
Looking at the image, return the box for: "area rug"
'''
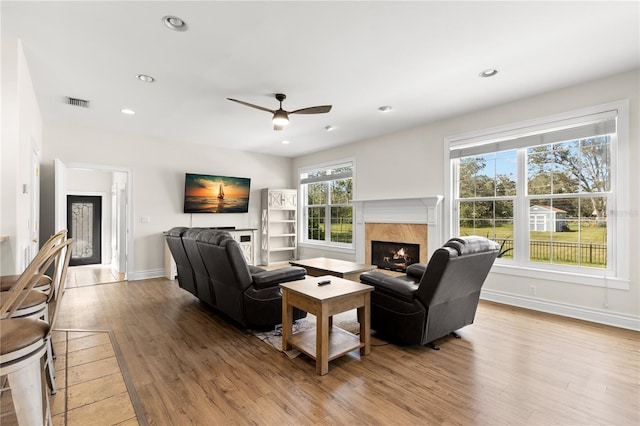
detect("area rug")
[252,311,361,359]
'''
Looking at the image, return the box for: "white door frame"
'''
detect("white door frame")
[55,160,134,280]
[30,141,40,265]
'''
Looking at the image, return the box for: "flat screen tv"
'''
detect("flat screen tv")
[183,173,251,213]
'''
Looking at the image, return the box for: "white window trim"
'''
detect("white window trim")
[298,158,356,252]
[444,100,630,289]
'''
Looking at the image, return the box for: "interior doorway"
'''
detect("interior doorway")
[67,195,102,266]
[55,159,132,281]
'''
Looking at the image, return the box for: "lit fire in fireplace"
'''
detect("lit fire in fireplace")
[372,240,419,272]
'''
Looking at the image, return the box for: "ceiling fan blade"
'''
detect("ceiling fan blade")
[289,105,332,114]
[227,98,275,114]
[273,124,284,131]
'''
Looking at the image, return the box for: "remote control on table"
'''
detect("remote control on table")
[317,279,331,286]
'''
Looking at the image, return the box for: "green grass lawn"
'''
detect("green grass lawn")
[460,222,606,243]
[309,222,353,243]
[460,222,607,267]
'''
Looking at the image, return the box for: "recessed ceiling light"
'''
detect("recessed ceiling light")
[281,140,290,145]
[324,125,335,131]
[479,68,499,78]
[136,74,155,83]
[121,108,135,115]
[378,106,392,113]
[162,15,187,31]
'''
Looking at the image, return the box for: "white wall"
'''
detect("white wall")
[39,123,293,279]
[1,37,42,275]
[293,70,640,328]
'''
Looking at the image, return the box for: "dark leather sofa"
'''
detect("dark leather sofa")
[360,236,499,348]
[165,227,306,328]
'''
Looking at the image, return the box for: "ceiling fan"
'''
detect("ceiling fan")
[227,93,332,130]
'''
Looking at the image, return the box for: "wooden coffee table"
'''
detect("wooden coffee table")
[280,275,374,375]
[289,257,377,282]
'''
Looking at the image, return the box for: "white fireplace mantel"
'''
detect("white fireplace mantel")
[353,196,444,263]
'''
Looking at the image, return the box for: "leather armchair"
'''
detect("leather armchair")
[360,236,499,348]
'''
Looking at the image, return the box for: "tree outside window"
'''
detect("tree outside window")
[300,163,353,246]
[456,136,611,268]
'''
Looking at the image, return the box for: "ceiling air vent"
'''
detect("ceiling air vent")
[65,97,89,108]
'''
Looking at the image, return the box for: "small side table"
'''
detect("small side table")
[280,275,374,375]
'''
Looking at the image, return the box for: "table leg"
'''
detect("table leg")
[359,292,371,356]
[316,308,330,375]
[282,290,293,351]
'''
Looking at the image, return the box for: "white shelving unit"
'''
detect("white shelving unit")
[261,188,297,265]
[228,229,257,266]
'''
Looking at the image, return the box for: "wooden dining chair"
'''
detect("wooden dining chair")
[1,318,52,425]
[1,238,73,394]
[0,230,68,321]
[0,239,71,425]
[0,230,67,293]
[42,238,73,394]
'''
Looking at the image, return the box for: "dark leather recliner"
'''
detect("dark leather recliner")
[182,227,216,306]
[166,228,307,328]
[360,236,499,347]
[165,227,198,297]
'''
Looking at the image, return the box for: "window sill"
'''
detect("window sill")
[299,241,355,255]
[491,262,630,290]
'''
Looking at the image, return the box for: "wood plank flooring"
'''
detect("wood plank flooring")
[44,277,639,425]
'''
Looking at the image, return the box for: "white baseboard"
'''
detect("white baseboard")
[127,269,165,281]
[481,289,640,331]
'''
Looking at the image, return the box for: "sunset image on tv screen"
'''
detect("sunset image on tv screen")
[184,173,251,213]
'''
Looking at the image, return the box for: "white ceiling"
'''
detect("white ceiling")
[2,1,639,157]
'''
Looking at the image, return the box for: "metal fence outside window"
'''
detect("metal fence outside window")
[493,238,606,267]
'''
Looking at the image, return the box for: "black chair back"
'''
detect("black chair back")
[165,227,198,297]
[196,229,252,324]
[182,228,216,306]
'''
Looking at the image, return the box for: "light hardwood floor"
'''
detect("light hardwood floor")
[42,277,638,425]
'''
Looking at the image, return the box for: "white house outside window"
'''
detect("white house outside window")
[299,161,354,248]
[446,101,629,289]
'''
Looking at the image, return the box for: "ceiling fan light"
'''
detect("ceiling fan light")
[272,110,289,126]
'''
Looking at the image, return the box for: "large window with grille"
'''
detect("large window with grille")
[447,101,629,287]
[299,161,353,247]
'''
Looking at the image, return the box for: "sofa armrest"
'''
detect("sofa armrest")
[360,271,419,303]
[251,266,306,289]
[248,265,266,274]
[406,263,426,280]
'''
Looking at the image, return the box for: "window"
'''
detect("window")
[299,161,354,247]
[447,101,629,288]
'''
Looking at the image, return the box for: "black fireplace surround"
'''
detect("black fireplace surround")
[371,240,419,272]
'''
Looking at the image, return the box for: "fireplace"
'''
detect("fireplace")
[371,240,420,272]
[353,196,444,266]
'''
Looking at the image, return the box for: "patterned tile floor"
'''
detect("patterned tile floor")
[1,330,145,426]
